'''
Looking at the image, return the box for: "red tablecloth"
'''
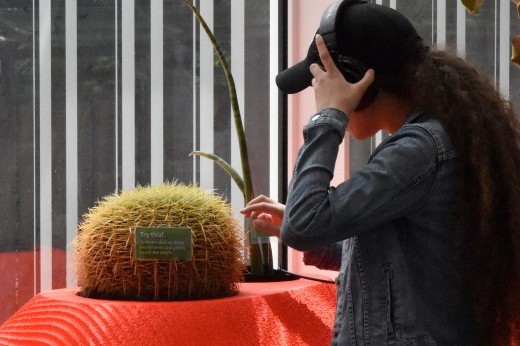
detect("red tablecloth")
[0,279,336,346]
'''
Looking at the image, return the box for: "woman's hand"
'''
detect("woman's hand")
[310,34,375,114]
[240,195,285,238]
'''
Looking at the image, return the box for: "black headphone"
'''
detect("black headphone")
[317,0,378,111]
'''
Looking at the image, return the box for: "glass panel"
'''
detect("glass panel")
[0,0,274,324]
[0,0,36,325]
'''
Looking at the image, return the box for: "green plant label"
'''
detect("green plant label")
[135,227,192,261]
[251,228,273,244]
[246,218,272,244]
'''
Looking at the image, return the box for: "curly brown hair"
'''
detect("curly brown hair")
[384,48,520,345]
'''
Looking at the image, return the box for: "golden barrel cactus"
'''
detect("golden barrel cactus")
[74,182,245,301]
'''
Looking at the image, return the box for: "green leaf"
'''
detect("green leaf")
[190,151,245,197]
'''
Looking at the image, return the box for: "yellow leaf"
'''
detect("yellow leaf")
[461,0,485,15]
[512,35,520,68]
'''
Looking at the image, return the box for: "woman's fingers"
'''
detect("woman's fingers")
[358,67,375,88]
[310,34,375,113]
[240,195,285,219]
[252,218,281,238]
[314,34,338,74]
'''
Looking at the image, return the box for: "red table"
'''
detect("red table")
[0,279,336,346]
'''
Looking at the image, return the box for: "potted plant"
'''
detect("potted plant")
[181,0,294,280]
[75,182,245,300]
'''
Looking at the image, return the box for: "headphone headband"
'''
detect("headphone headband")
[318,0,367,56]
[319,1,367,36]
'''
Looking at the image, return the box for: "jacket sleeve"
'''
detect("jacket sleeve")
[302,242,342,271]
[281,108,438,251]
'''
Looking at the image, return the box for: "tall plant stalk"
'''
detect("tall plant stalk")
[181,0,270,275]
[181,0,252,204]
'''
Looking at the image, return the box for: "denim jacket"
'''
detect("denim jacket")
[281,108,476,345]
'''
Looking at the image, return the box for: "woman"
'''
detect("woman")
[241,2,520,345]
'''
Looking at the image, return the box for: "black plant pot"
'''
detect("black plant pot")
[243,268,299,282]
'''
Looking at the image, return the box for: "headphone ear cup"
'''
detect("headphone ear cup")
[336,54,366,83]
[335,54,378,111]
